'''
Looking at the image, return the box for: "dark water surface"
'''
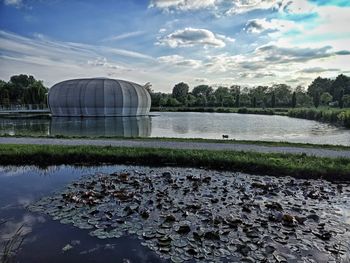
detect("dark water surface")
[1,112,349,145]
[0,165,349,263]
[0,165,164,263]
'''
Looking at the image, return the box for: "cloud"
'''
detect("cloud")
[255,44,350,63]
[87,57,132,72]
[149,0,279,14]
[3,0,22,8]
[158,55,202,68]
[245,18,298,34]
[157,27,231,48]
[299,67,340,73]
[0,30,156,87]
[149,0,216,11]
[101,31,145,42]
[226,0,278,15]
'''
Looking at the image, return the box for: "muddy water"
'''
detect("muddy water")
[0,165,349,262]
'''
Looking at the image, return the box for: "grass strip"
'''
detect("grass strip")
[1,134,349,151]
[0,144,349,180]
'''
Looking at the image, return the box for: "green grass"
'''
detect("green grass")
[1,134,349,150]
[288,108,350,128]
[0,144,349,180]
[151,107,289,115]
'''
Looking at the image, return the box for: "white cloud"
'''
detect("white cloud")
[245,18,298,35]
[4,0,22,8]
[226,0,278,15]
[149,0,216,11]
[101,31,145,42]
[157,27,231,48]
[158,54,202,68]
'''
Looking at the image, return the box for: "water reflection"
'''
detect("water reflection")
[0,112,349,145]
[50,117,152,137]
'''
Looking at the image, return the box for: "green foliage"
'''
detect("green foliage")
[342,94,350,107]
[271,92,276,108]
[320,92,333,106]
[172,82,189,103]
[291,92,296,108]
[0,74,48,106]
[288,108,350,128]
[0,144,349,179]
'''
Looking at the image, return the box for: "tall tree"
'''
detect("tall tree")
[331,74,350,102]
[271,92,276,108]
[308,77,333,104]
[172,82,189,104]
[252,97,257,108]
[339,89,344,109]
[314,92,320,108]
[214,87,230,107]
[235,93,240,108]
[291,92,296,108]
[191,85,213,98]
[320,92,332,106]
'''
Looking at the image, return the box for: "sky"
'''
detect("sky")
[0,0,349,92]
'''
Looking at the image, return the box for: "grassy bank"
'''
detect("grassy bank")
[1,134,350,150]
[0,144,349,180]
[288,108,350,128]
[151,107,289,115]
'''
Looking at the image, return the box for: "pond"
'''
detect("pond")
[0,112,349,145]
[0,165,349,263]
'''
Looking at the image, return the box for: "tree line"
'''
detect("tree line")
[0,74,48,107]
[1,74,349,109]
[149,74,350,108]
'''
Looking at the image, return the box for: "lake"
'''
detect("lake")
[0,112,349,145]
[1,165,349,263]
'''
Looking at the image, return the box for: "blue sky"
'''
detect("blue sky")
[0,0,349,91]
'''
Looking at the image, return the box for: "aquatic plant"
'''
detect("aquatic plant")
[29,168,350,262]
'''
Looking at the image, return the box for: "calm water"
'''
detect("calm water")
[0,165,349,263]
[0,112,349,145]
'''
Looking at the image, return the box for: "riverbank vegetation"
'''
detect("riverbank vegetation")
[0,74,47,108]
[2,134,350,151]
[149,74,350,110]
[0,144,349,180]
[288,108,350,128]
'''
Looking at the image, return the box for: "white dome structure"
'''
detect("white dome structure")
[48,78,151,117]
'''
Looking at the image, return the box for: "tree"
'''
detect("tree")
[195,95,207,107]
[186,94,197,107]
[271,92,276,108]
[166,97,181,107]
[308,77,333,104]
[271,84,292,107]
[191,85,213,98]
[0,74,48,105]
[252,96,257,108]
[291,92,296,108]
[342,94,350,107]
[235,93,240,108]
[214,87,230,107]
[314,92,320,108]
[320,92,333,106]
[249,86,268,107]
[330,74,350,102]
[295,86,313,107]
[339,89,344,109]
[172,82,189,104]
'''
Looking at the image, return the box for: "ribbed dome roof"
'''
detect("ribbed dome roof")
[48,78,151,117]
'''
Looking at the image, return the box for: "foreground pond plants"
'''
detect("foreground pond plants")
[29,168,350,262]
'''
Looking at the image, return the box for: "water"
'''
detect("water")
[0,165,163,263]
[0,165,349,262]
[0,112,349,145]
